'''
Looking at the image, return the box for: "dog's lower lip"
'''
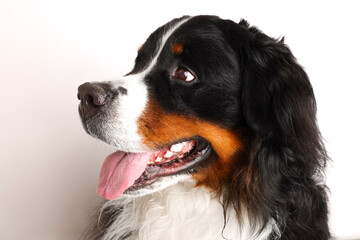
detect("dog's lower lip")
[128,139,211,190]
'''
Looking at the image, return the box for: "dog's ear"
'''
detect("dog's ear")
[223,20,330,238]
[237,21,315,135]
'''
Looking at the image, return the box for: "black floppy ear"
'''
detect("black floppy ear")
[231,21,330,239]
[239,22,315,135]
[221,19,329,238]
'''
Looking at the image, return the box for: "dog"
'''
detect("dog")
[77,15,330,240]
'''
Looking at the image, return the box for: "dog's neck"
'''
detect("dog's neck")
[98,180,276,240]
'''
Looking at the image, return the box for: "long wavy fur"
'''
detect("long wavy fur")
[220,19,330,239]
[81,17,330,240]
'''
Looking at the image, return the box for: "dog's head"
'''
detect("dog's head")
[77,16,325,210]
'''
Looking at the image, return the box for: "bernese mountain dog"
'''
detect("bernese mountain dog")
[77,15,330,240]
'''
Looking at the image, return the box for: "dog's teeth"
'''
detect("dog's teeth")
[155,157,163,162]
[164,151,174,158]
[170,142,185,152]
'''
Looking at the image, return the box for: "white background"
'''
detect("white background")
[1,0,359,239]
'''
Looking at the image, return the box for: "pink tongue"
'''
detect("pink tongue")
[97,151,155,200]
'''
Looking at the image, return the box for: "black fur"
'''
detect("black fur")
[81,15,330,239]
[223,18,330,239]
[149,16,330,239]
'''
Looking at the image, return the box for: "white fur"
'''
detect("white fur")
[99,180,278,240]
[123,173,193,197]
[104,77,150,152]
[102,17,191,153]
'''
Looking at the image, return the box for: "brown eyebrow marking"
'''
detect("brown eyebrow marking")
[138,44,144,52]
[171,43,184,55]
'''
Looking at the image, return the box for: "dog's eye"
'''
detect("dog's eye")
[172,68,196,82]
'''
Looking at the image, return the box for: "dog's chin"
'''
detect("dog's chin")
[122,174,194,198]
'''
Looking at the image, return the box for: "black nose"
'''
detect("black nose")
[77,82,109,119]
[78,82,108,105]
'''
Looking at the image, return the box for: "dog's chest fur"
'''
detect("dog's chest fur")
[99,180,275,240]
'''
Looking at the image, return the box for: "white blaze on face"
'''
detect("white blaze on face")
[106,77,149,152]
[105,17,191,152]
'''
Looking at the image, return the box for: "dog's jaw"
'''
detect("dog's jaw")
[122,174,193,197]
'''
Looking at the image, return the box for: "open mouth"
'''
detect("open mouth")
[97,138,211,200]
